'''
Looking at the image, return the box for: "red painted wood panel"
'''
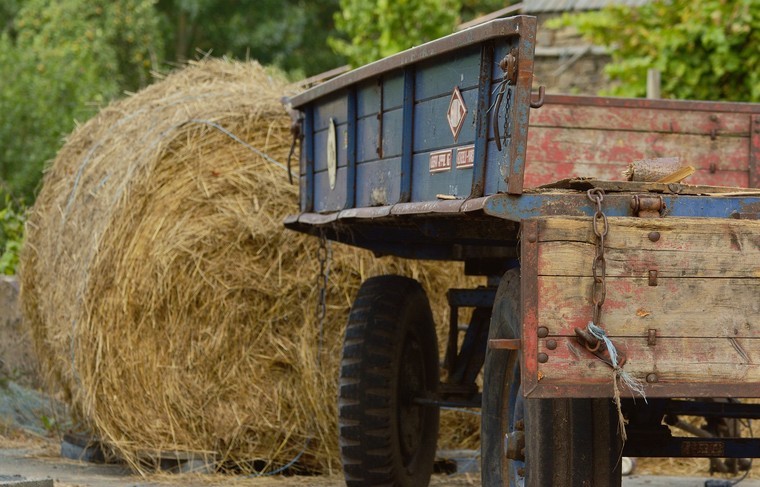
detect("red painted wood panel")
[530,104,750,136]
[524,96,759,188]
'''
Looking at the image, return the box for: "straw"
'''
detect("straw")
[19,58,479,474]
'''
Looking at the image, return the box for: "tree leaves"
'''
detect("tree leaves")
[329,0,459,67]
[552,0,760,102]
[0,0,163,204]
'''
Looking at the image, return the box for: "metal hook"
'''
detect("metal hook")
[530,85,545,109]
[491,80,507,152]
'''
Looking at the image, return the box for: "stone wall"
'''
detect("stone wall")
[532,13,612,95]
[0,277,38,386]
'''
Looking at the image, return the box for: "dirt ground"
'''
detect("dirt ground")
[2,430,760,487]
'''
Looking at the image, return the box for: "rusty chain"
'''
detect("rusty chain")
[587,188,608,327]
[316,234,331,363]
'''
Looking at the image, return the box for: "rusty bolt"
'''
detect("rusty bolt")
[546,339,557,350]
[646,373,659,383]
[648,231,660,242]
[647,329,657,346]
[537,326,549,338]
[537,353,549,363]
[526,232,537,243]
[504,430,525,461]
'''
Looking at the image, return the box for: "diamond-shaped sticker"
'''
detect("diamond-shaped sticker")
[447,86,467,141]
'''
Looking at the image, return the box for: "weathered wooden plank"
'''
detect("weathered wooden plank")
[526,127,749,174]
[536,276,760,338]
[529,103,750,136]
[521,219,541,399]
[533,337,760,395]
[522,162,748,189]
[522,215,760,398]
[535,217,760,278]
[534,178,760,194]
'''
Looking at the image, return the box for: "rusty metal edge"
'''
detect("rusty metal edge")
[542,94,760,115]
[520,219,540,397]
[289,16,535,108]
[505,17,537,195]
[285,196,491,225]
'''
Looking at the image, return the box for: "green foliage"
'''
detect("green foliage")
[329,0,461,67]
[155,0,345,78]
[0,0,164,204]
[0,196,24,276]
[551,0,760,101]
[460,0,519,23]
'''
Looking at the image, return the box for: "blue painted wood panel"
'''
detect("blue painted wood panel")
[314,93,348,130]
[382,109,403,158]
[413,87,478,153]
[313,123,348,172]
[484,140,511,195]
[356,116,378,163]
[297,17,537,211]
[357,81,380,117]
[414,46,481,101]
[355,157,402,207]
[356,109,404,163]
[314,167,348,212]
[383,72,405,109]
[411,151,474,201]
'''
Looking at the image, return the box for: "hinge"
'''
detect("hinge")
[631,194,665,217]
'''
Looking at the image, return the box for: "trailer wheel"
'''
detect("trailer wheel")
[339,275,439,487]
[482,269,622,487]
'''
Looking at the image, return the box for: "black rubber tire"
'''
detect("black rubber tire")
[482,268,622,487]
[339,275,440,487]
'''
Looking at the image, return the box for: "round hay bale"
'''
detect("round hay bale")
[20,58,480,473]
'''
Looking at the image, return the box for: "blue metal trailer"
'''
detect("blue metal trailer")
[285,16,760,487]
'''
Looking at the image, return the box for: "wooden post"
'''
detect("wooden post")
[647,69,661,99]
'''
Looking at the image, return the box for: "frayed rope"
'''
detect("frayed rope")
[587,322,647,441]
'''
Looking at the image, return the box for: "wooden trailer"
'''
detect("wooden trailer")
[284,15,760,487]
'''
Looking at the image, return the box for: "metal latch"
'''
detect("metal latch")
[631,194,665,217]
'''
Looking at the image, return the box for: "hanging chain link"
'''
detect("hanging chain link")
[503,84,512,144]
[317,235,329,325]
[316,234,331,364]
[587,188,608,326]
